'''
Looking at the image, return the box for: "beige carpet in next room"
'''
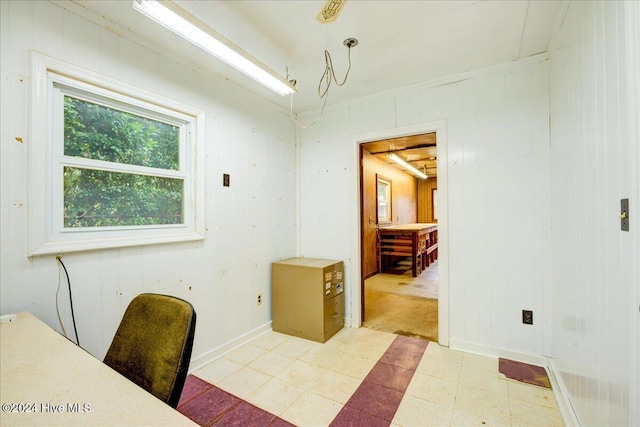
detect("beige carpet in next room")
[363,260,439,342]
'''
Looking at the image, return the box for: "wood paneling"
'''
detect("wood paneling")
[359,133,436,153]
[418,177,438,223]
[372,157,418,225]
[360,146,418,279]
[367,133,437,178]
[360,149,378,279]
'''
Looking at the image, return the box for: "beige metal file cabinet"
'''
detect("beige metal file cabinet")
[271,257,344,343]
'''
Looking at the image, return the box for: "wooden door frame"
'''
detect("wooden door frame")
[354,120,449,347]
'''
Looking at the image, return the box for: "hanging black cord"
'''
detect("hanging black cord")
[57,257,80,346]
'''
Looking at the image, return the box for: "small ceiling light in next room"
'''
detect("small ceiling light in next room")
[132,0,296,96]
[388,153,428,179]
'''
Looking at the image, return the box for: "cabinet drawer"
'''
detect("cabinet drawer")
[324,294,344,339]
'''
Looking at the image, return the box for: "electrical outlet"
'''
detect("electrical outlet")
[257,293,262,306]
[522,310,533,325]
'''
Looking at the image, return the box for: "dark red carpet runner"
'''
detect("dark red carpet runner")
[178,335,428,426]
[329,335,428,426]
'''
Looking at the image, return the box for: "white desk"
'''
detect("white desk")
[0,312,197,426]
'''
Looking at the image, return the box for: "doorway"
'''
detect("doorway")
[355,122,448,346]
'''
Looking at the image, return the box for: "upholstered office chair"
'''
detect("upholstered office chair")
[104,293,196,408]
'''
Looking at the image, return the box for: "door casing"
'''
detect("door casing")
[353,120,449,347]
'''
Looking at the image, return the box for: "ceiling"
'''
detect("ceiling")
[59,0,568,177]
[63,0,568,113]
[364,133,437,178]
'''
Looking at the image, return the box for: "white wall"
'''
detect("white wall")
[299,58,551,357]
[3,3,638,424]
[0,1,297,365]
[548,1,640,426]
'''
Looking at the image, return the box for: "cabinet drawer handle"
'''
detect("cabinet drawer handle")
[332,313,339,318]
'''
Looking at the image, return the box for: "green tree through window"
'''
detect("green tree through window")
[63,97,183,228]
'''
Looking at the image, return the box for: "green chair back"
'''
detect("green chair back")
[104,293,196,408]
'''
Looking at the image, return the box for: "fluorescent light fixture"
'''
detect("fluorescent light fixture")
[388,153,428,179]
[132,0,295,96]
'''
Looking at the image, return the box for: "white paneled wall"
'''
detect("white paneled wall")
[0,1,297,364]
[3,3,638,425]
[549,1,640,426]
[300,59,551,356]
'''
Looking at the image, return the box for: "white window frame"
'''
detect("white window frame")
[28,52,205,257]
[377,176,392,224]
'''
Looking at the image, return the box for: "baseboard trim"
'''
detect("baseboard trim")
[189,321,273,372]
[448,339,548,366]
[547,359,582,427]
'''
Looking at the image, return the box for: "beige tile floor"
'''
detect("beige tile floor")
[364,262,439,341]
[192,327,565,427]
[366,261,440,299]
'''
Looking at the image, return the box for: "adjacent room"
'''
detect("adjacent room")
[1,1,638,427]
[360,133,440,342]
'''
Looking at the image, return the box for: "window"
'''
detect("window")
[28,53,205,256]
[432,189,438,221]
[377,177,392,224]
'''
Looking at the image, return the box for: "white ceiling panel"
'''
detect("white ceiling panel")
[62,0,568,112]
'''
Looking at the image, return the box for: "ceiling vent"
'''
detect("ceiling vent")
[317,0,347,24]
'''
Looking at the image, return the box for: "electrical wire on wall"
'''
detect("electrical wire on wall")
[289,37,358,128]
[289,87,329,129]
[56,256,80,346]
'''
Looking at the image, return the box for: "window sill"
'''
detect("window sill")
[28,231,204,257]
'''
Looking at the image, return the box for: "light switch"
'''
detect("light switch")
[620,198,629,231]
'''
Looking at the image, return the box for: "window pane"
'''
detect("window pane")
[378,202,388,219]
[64,96,179,170]
[377,178,391,222]
[377,184,387,202]
[64,167,183,228]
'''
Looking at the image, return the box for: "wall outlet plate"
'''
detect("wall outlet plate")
[522,310,533,325]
